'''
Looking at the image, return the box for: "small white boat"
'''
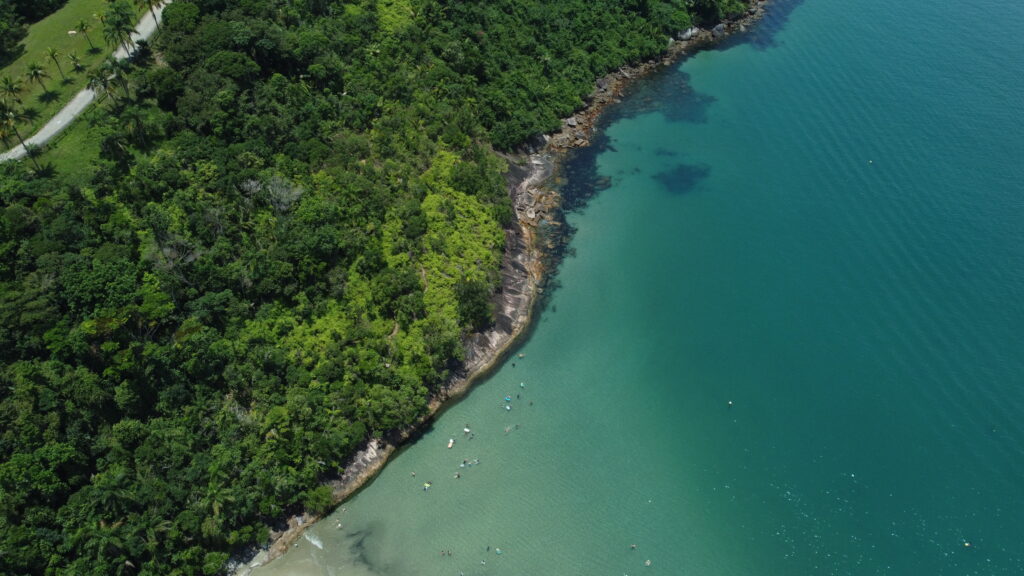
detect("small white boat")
[447,438,454,449]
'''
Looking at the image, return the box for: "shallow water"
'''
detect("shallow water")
[252,0,1024,574]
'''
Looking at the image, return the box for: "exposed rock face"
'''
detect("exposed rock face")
[678,27,700,41]
[712,23,727,37]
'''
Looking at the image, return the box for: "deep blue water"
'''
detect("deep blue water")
[254,1,1024,574]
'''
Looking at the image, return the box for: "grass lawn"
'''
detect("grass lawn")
[36,107,104,181]
[0,0,145,136]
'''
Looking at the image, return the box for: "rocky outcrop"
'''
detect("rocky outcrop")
[547,0,769,153]
[678,27,701,41]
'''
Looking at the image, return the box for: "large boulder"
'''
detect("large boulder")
[678,27,700,41]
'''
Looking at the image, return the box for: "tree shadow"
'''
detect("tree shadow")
[87,46,103,56]
[30,161,56,178]
[20,106,40,122]
[61,77,75,86]
[715,0,809,52]
[611,70,717,125]
[0,46,26,69]
[38,90,61,103]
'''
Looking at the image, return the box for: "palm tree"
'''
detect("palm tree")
[0,76,23,104]
[100,13,129,55]
[24,63,50,92]
[136,0,162,32]
[46,47,67,81]
[77,19,98,52]
[68,52,85,74]
[87,68,113,102]
[1,103,41,170]
[120,105,148,147]
[102,57,132,100]
[101,5,137,56]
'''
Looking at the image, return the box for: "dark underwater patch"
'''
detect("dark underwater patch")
[653,162,712,194]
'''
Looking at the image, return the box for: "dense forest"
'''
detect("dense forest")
[0,0,747,574]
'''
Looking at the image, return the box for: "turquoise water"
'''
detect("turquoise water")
[253,0,1024,574]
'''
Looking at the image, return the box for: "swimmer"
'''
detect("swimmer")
[505,405,511,411]
[644,559,651,567]
[520,382,525,388]
[529,401,534,406]
[630,544,637,550]
[411,472,416,477]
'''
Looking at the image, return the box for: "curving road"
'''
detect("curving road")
[1,1,173,163]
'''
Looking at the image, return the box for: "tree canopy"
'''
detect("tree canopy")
[0,0,746,574]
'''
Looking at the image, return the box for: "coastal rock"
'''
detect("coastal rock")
[596,77,610,91]
[712,23,726,38]
[678,27,700,41]
[567,117,578,127]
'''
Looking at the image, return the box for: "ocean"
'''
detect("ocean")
[251,0,1024,574]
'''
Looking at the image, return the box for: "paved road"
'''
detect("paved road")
[1,1,172,163]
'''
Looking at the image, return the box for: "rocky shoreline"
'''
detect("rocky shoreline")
[229,3,768,573]
[229,153,555,575]
[547,1,768,152]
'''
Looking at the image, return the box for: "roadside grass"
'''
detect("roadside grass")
[36,109,104,181]
[0,0,145,136]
